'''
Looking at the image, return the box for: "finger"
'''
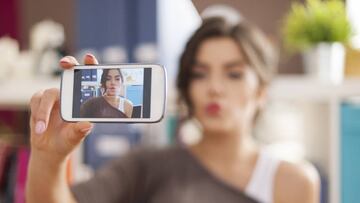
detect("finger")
[83,53,99,65]
[34,88,60,135]
[67,121,93,146]
[29,90,44,126]
[59,56,80,70]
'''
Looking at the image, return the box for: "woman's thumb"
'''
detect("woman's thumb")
[67,122,93,146]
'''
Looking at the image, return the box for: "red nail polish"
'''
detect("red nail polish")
[60,58,70,63]
[86,54,95,59]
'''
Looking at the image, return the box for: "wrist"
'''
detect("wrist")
[30,149,69,170]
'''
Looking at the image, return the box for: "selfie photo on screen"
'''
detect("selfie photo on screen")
[72,67,152,118]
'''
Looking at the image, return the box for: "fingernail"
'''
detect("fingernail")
[35,121,46,134]
[80,127,92,134]
[85,53,95,59]
[60,57,71,63]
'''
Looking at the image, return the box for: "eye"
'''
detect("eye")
[191,66,207,80]
[228,71,244,79]
[191,71,206,79]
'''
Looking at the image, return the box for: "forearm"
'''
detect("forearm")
[26,155,78,203]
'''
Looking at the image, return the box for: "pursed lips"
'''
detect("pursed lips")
[205,102,221,115]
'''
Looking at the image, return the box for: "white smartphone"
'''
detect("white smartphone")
[60,64,167,123]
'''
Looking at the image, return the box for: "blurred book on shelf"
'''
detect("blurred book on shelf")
[0,143,12,190]
[0,143,30,203]
[13,147,29,203]
[340,98,360,203]
[0,109,30,203]
[345,46,360,77]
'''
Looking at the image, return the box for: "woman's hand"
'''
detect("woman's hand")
[29,54,99,163]
[27,54,99,203]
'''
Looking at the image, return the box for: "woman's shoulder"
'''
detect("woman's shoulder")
[126,145,185,161]
[80,97,106,117]
[274,160,320,203]
[124,98,133,107]
[83,96,105,106]
[106,145,187,175]
[81,97,107,111]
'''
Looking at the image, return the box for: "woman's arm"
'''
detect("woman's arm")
[125,100,134,118]
[274,161,320,203]
[27,152,77,203]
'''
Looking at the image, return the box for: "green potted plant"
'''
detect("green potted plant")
[282,0,352,84]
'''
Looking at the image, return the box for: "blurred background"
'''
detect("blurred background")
[0,0,360,202]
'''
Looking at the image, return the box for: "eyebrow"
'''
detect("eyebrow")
[193,61,209,69]
[106,75,121,79]
[194,59,246,70]
[106,74,121,77]
[224,59,246,69]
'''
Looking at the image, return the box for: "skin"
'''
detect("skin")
[103,69,133,117]
[26,38,320,203]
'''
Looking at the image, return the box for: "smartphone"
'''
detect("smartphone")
[60,64,167,123]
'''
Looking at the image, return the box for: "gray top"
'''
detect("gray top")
[80,96,127,118]
[71,146,258,203]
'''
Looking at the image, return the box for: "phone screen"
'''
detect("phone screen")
[72,67,152,119]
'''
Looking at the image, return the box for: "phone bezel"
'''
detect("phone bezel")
[60,64,167,123]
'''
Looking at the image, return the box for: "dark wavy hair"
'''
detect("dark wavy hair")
[100,68,124,93]
[176,16,278,117]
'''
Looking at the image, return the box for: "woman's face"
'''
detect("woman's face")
[105,69,123,96]
[189,37,262,134]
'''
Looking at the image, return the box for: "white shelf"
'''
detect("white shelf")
[269,75,360,102]
[0,77,60,109]
[81,81,100,87]
[1,75,359,109]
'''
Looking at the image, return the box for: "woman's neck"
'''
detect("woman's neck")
[188,128,260,191]
[190,128,259,164]
[104,95,120,108]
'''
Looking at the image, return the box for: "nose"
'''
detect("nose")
[110,78,116,85]
[208,75,223,97]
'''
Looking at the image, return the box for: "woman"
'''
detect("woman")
[27,17,320,203]
[80,68,134,118]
